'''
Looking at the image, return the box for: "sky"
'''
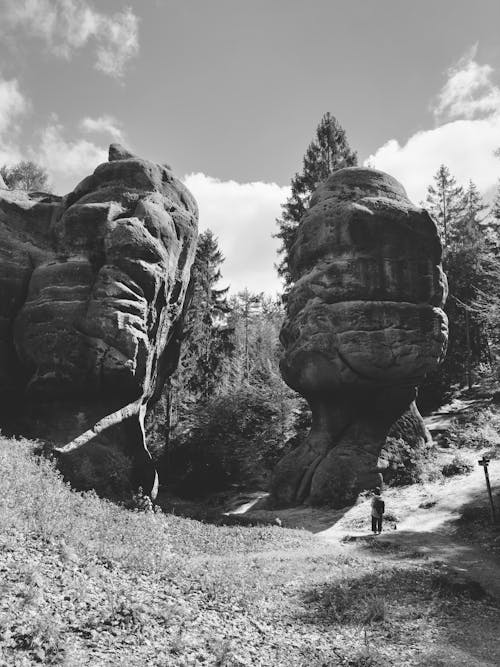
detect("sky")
[0,0,499,296]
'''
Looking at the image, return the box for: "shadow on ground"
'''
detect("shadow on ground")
[298,563,500,666]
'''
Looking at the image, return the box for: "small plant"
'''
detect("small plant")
[320,580,352,622]
[441,454,474,477]
[130,487,154,512]
[11,615,64,665]
[362,595,386,624]
[170,624,187,655]
[212,638,234,666]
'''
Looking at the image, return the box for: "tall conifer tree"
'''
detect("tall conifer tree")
[177,229,232,403]
[275,112,357,286]
[425,165,467,247]
[149,230,233,453]
[420,174,498,407]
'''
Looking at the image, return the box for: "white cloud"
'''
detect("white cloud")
[367,48,500,204]
[34,119,107,193]
[0,75,28,165]
[1,0,139,77]
[433,45,500,120]
[365,117,500,203]
[184,173,289,296]
[0,77,27,135]
[0,77,119,192]
[94,8,138,77]
[80,115,124,142]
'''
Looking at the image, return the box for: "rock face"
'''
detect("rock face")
[0,145,198,497]
[271,168,448,507]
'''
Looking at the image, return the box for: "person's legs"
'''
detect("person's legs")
[371,516,377,533]
[377,517,383,533]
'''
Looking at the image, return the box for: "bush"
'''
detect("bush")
[163,383,297,496]
[441,454,474,477]
[380,436,437,486]
[448,407,500,453]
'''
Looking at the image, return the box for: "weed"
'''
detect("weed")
[362,595,386,624]
[441,454,474,477]
[170,624,187,655]
[11,615,65,665]
[212,638,234,666]
[321,579,352,621]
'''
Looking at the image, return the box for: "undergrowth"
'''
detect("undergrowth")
[448,406,500,453]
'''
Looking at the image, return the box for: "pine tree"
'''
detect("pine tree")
[425,165,467,247]
[177,229,232,404]
[420,176,498,407]
[148,230,233,456]
[275,112,357,286]
[449,180,487,247]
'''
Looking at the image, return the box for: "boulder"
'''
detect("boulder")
[271,167,448,507]
[0,146,198,498]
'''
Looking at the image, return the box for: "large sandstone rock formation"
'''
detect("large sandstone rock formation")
[0,145,198,497]
[271,168,448,507]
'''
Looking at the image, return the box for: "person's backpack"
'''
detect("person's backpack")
[374,497,385,515]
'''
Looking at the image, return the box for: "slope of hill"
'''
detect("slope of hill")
[1,434,499,666]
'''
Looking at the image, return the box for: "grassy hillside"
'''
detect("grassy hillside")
[0,436,499,666]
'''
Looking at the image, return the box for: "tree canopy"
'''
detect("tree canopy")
[0,160,50,192]
[419,167,500,409]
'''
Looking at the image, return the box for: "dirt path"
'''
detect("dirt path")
[240,451,500,603]
[318,456,500,598]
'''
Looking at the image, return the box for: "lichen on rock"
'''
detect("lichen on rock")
[271,167,448,508]
[0,145,198,498]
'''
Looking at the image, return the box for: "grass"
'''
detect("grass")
[1,435,499,666]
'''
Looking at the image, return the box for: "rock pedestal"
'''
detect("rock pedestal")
[0,145,198,497]
[271,168,448,507]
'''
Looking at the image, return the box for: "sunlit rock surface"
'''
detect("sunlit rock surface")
[0,145,198,497]
[271,167,448,507]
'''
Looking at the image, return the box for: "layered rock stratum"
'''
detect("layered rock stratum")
[0,145,198,497]
[271,167,448,507]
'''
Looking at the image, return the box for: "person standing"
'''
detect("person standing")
[371,487,385,534]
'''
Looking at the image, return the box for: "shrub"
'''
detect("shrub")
[380,436,436,486]
[448,407,500,453]
[441,454,474,477]
[163,383,297,496]
[362,595,386,624]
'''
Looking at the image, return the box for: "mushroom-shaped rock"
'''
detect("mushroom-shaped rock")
[0,147,198,498]
[271,167,448,507]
